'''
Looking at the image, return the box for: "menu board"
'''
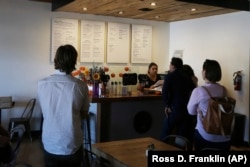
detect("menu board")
[80,20,105,62]
[107,22,130,63]
[131,24,152,63]
[51,18,79,62]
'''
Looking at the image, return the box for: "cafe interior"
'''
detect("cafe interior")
[1,0,250,166]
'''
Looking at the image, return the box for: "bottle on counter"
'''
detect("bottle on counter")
[110,82,114,96]
[117,81,122,96]
[113,81,117,95]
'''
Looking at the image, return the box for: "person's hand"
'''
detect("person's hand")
[164,107,172,117]
[149,85,155,89]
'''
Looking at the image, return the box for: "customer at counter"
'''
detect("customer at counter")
[38,44,90,167]
[161,57,195,142]
[187,59,231,151]
[182,64,198,145]
[182,64,198,87]
[137,62,162,91]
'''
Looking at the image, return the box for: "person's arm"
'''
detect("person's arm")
[0,125,9,137]
[162,74,171,107]
[0,125,10,147]
[187,88,199,115]
[150,80,164,89]
[80,84,90,119]
[137,82,143,91]
[0,135,10,147]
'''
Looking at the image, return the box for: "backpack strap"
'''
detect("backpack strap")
[201,86,212,98]
[222,86,227,97]
[203,85,226,97]
[198,86,211,119]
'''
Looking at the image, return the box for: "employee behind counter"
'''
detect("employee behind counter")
[137,62,164,92]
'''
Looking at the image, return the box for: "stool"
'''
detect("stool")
[83,113,93,151]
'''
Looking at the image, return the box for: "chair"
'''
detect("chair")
[82,112,93,152]
[2,125,32,167]
[8,99,36,142]
[83,148,110,167]
[162,135,192,151]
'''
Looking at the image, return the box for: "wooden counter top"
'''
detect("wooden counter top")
[91,91,162,103]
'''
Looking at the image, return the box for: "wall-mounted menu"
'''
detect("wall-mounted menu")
[107,22,130,63]
[131,24,152,63]
[51,18,79,62]
[80,20,105,62]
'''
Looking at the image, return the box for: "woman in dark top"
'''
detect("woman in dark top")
[137,62,161,90]
[182,64,198,87]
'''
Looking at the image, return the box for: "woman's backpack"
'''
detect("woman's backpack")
[200,86,236,136]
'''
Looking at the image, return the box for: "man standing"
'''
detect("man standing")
[38,44,89,167]
[161,57,195,143]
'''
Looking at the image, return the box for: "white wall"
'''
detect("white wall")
[0,0,169,129]
[169,12,250,142]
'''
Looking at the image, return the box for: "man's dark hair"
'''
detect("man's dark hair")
[54,44,77,74]
[171,57,183,69]
[203,59,221,82]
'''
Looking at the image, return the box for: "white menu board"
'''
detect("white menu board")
[51,18,79,62]
[131,25,152,63]
[80,20,105,62]
[107,22,130,63]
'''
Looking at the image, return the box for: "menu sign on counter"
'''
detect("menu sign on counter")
[131,25,152,63]
[107,22,130,63]
[80,20,105,62]
[51,18,78,62]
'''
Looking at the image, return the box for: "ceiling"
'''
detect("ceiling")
[31,0,243,22]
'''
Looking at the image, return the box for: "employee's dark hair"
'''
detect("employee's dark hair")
[54,44,78,74]
[171,57,183,69]
[148,62,158,74]
[203,59,221,82]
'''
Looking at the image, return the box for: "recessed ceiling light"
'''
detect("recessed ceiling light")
[191,8,197,11]
[150,2,156,6]
[83,7,87,11]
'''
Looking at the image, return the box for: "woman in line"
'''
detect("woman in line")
[187,59,231,151]
[182,64,198,87]
[182,64,198,146]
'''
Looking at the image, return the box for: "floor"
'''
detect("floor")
[15,133,250,167]
[16,135,44,167]
[14,115,96,167]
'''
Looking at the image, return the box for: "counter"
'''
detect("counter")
[89,92,165,142]
[91,92,162,103]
